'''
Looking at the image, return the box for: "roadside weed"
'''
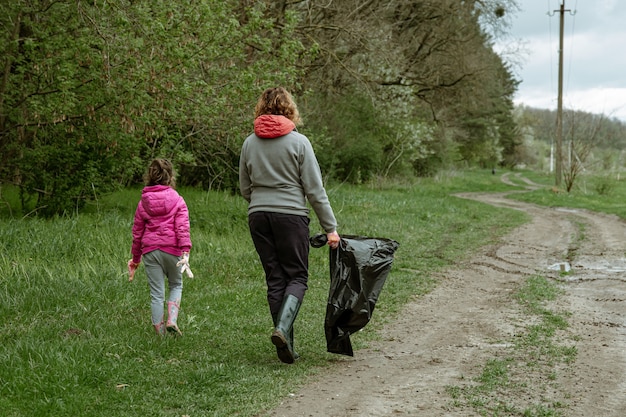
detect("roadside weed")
[446,275,575,416]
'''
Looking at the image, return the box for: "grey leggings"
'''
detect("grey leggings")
[143,250,183,325]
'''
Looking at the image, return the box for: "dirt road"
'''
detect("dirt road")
[262,174,626,416]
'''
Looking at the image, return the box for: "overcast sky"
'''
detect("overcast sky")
[495,0,626,121]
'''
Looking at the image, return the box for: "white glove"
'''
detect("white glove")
[176,252,194,278]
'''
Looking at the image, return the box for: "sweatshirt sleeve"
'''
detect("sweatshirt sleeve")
[239,140,252,203]
[131,201,146,264]
[175,197,192,253]
[300,138,337,233]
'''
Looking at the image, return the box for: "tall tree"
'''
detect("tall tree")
[0,0,303,215]
[280,0,521,176]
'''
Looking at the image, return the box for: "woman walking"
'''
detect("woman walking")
[239,87,340,363]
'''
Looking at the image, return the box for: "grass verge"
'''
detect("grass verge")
[13,167,626,416]
[0,169,529,417]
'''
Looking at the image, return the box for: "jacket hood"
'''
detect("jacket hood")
[141,185,177,216]
[254,115,296,138]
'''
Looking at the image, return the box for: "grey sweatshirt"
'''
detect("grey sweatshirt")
[239,116,337,233]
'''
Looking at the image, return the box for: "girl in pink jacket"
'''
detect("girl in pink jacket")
[128,159,192,336]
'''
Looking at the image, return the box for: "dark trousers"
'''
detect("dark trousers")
[248,211,310,317]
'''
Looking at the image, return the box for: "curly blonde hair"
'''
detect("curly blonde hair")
[254,87,302,125]
[145,158,176,187]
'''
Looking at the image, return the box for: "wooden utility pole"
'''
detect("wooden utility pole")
[555,1,565,186]
[553,0,574,186]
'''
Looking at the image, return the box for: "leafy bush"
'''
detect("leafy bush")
[0,1,304,216]
[303,90,386,183]
[593,175,616,196]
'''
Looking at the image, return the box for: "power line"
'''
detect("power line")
[565,0,577,99]
[548,0,554,97]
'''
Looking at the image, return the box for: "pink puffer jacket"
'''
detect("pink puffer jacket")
[131,185,191,263]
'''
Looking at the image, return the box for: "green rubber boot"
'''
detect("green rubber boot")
[271,294,301,364]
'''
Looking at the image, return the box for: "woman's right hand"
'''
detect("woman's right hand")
[326,231,340,249]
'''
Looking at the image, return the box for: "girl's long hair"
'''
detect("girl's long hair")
[145,158,176,187]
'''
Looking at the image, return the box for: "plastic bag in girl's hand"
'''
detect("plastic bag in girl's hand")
[311,234,399,356]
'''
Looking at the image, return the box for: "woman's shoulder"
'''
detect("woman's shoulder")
[285,129,310,144]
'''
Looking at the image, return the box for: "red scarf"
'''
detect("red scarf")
[253,115,296,138]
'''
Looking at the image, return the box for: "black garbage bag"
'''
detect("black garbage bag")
[310,234,399,356]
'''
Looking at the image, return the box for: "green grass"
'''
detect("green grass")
[509,170,626,219]
[1,167,620,417]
